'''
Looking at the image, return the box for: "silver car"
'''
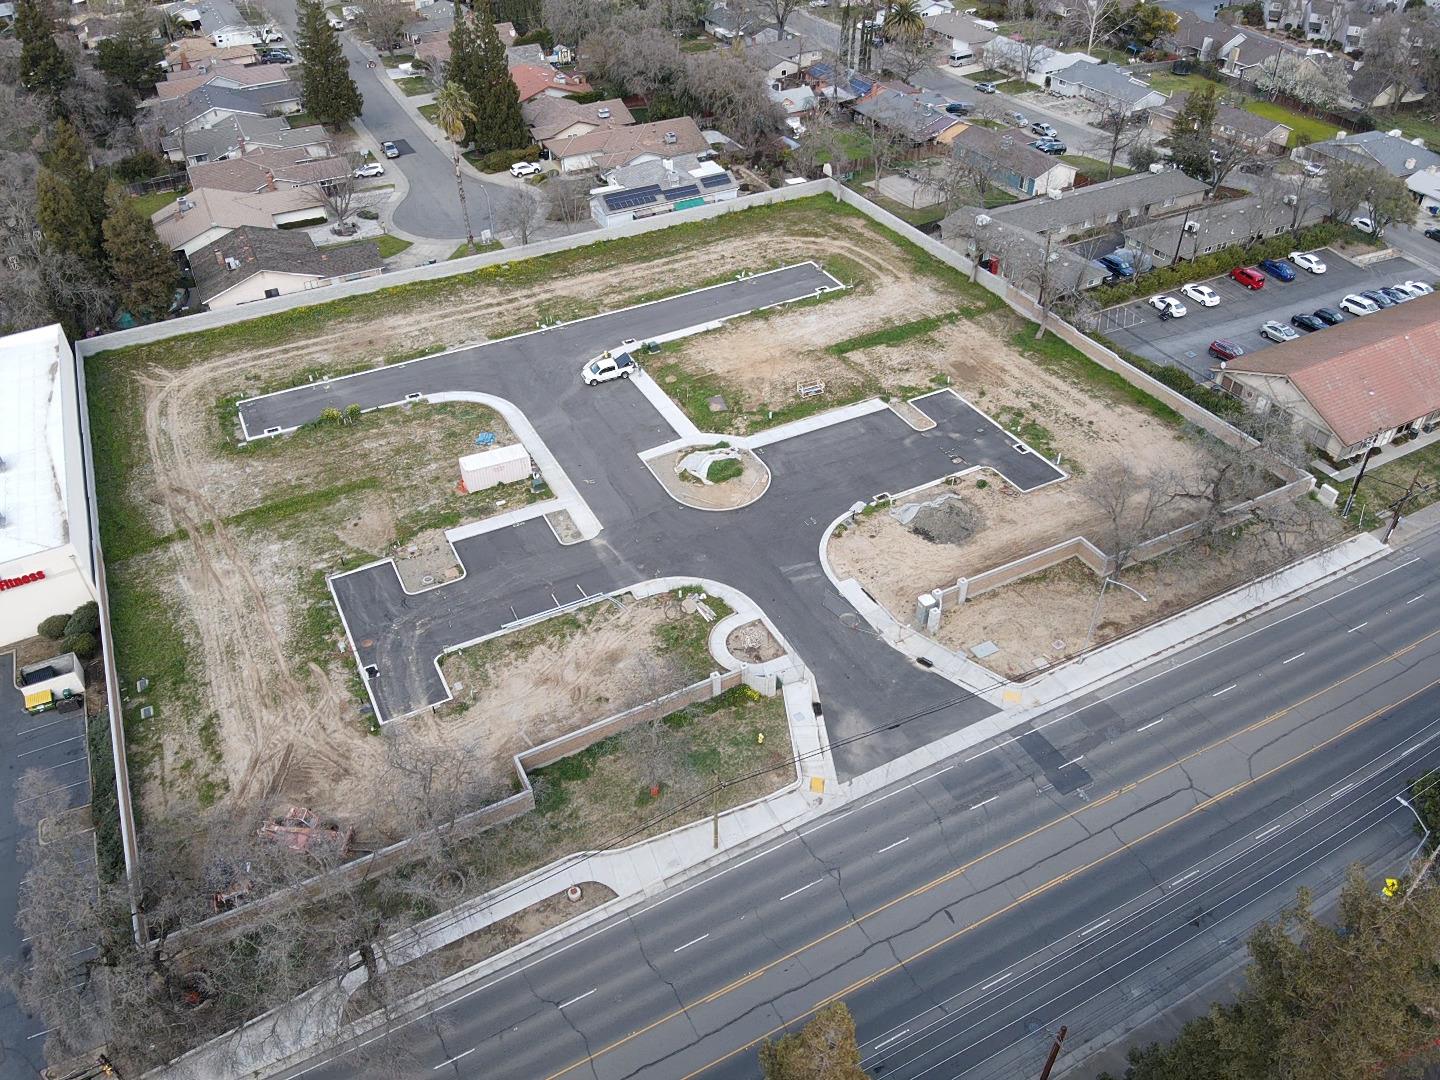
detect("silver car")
[1261,320,1299,343]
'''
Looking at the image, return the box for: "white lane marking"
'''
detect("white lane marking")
[557,988,596,1010]
[1136,718,1164,732]
[1080,918,1111,937]
[969,795,999,810]
[1330,783,1356,799]
[778,879,823,902]
[922,764,957,780]
[981,972,1013,991]
[873,1028,911,1050]
[432,1048,476,1069]
[877,837,911,855]
[1060,755,1085,769]
[1408,594,1425,604]
[1348,622,1369,633]
[673,934,710,953]
[1168,869,1201,888]
[17,735,83,758]
[1401,742,1424,758]
[1283,652,1305,664]
[1255,822,1285,840]
[1212,685,1237,697]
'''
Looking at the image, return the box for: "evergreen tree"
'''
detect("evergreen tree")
[96,4,165,95]
[35,120,105,264]
[447,0,486,146]
[296,0,363,126]
[15,0,74,94]
[1169,84,1218,182]
[102,181,179,321]
[472,0,528,153]
[759,1003,870,1080]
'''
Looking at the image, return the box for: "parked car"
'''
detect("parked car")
[1350,215,1375,233]
[1404,280,1435,295]
[1258,258,1295,282]
[1030,121,1059,139]
[353,161,384,178]
[946,101,974,115]
[1379,287,1410,304]
[1098,253,1134,278]
[257,48,293,63]
[1229,266,1266,290]
[1391,282,1424,300]
[509,160,542,177]
[1290,251,1326,274]
[1314,306,1345,325]
[975,81,998,93]
[1030,138,1066,154]
[1425,228,1440,242]
[1149,294,1187,318]
[1360,288,1395,308]
[1291,312,1326,332]
[1008,111,1030,126]
[1181,282,1220,307]
[581,349,637,385]
[381,141,400,158]
[1208,338,1245,362]
[1303,161,1325,177]
[1261,319,1298,342]
[1339,293,1380,315]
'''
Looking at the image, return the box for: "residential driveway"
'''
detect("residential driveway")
[0,652,94,1075]
[1100,251,1431,379]
[912,68,1104,159]
[239,266,1065,778]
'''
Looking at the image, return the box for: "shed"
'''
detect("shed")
[460,443,532,492]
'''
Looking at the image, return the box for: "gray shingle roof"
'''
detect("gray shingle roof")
[190,226,382,306]
[1050,61,1161,107]
[161,114,330,159]
[168,81,300,126]
[951,124,1060,181]
[1308,129,1440,176]
[852,89,958,142]
[985,170,1208,233]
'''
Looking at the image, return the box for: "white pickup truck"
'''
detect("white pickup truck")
[581,350,638,385]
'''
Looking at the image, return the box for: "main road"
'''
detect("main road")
[281,522,1440,1080]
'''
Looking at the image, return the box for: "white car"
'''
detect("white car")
[1289,251,1326,274]
[1261,319,1299,343]
[353,162,384,178]
[1181,282,1220,307]
[509,161,542,177]
[1148,294,1187,318]
[1404,280,1434,295]
[1302,161,1325,177]
[581,349,638,385]
[1339,293,1380,316]
[1350,215,1375,233]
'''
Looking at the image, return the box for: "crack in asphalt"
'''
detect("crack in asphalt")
[521,968,601,1080]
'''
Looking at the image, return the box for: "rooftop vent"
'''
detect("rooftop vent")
[597,107,611,118]
[664,131,678,144]
[225,256,241,270]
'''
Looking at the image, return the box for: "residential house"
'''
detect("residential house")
[156,82,303,134]
[1150,91,1291,153]
[590,153,740,227]
[984,170,1208,241]
[74,15,115,48]
[1047,60,1167,110]
[852,85,962,144]
[747,38,824,85]
[1168,12,1322,84]
[156,60,295,101]
[522,96,633,144]
[161,38,258,71]
[511,64,592,103]
[951,125,1076,195]
[805,64,876,105]
[1215,294,1440,459]
[923,11,996,54]
[1266,0,1379,52]
[940,209,1108,289]
[188,147,350,193]
[190,227,385,309]
[413,21,541,69]
[1124,192,1326,266]
[770,84,817,134]
[543,116,711,173]
[1343,60,1427,110]
[1302,128,1440,177]
[151,186,328,255]
[702,1,781,43]
[982,37,1096,86]
[160,114,332,166]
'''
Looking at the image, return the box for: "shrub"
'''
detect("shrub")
[112,150,172,183]
[64,632,99,660]
[357,208,380,220]
[38,613,70,640]
[64,600,100,637]
[515,27,553,50]
[469,144,542,173]
[707,457,744,483]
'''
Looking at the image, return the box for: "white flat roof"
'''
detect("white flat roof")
[0,325,81,565]
[458,443,530,470]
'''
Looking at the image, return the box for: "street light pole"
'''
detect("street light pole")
[1397,794,1431,871]
[1038,1025,1069,1080]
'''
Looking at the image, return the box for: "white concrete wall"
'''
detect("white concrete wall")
[0,545,95,647]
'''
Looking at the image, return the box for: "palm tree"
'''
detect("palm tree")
[434,80,479,256]
[886,0,925,40]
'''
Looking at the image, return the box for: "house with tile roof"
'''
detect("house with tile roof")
[151,186,329,255]
[162,38,259,70]
[191,227,385,309]
[1215,295,1440,459]
[951,125,1076,195]
[523,96,633,143]
[544,116,711,173]
[188,147,349,193]
[510,64,592,103]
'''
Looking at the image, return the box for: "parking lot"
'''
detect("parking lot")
[1100,249,1433,379]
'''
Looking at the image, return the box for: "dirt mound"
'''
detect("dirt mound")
[908,496,982,545]
[726,620,785,663]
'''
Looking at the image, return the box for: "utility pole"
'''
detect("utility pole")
[1171,205,1193,267]
[1038,1025,1068,1080]
[1382,468,1427,544]
[1341,433,1382,519]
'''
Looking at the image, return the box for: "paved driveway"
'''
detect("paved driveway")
[1100,251,1431,379]
[240,266,1065,778]
[0,653,93,1075]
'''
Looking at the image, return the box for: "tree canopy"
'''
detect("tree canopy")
[296,0,364,126]
[16,0,74,95]
[759,1002,871,1080]
[102,180,179,321]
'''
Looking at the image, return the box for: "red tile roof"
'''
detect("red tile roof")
[1221,292,1440,445]
[510,63,591,103]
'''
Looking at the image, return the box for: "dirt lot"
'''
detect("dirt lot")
[89,197,988,830]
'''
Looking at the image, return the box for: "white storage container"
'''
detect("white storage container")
[459,443,532,492]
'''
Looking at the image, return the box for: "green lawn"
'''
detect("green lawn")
[996,80,1032,95]
[1396,113,1440,148]
[1331,438,1440,522]
[1242,100,1340,147]
[448,239,505,259]
[375,234,412,258]
[418,103,438,124]
[395,76,433,97]
[966,68,1010,83]
[380,52,415,67]
[1145,72,1218,96]
[1061,154,1135,182]
[131,188,181,218]
[680,37,714,52]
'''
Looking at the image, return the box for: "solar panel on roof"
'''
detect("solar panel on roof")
[603,184,663,211]
[663,184,700,201]
[700,173,731,189]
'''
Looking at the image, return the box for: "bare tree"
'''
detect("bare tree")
[1088,98,1143,181]
[1062,0,1122,55]
[357,0,412,52]
[882,28,935,81]
[937,152,997,210]
[546,174,593,227]
[498,186,544,245]
[759,0,804,37]
[1085,462,1186,574]
[1205,136,1263,194]
[1324,158,1380,224]
[312,155,362,235]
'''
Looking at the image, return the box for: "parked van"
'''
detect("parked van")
[948,47,974,66]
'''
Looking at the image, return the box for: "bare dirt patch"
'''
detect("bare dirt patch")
[726,620,786,664]
[649,447,769,509]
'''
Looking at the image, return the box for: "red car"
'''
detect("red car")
[1209,339,1245,362]
[1229,266,1266,290]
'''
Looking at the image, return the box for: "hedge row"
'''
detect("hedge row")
[1097,335,1248,419]
[470,144,542,173]
[1088,222,1351,308]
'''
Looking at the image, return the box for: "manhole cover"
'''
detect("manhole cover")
[1052,639,1066,651]
[422,574,435,585]
[839,612,861,629]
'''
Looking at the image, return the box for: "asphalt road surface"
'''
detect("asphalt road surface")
[282,526,1440,1080]
[1100,251,1429,379]
[241,265,1064,773]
